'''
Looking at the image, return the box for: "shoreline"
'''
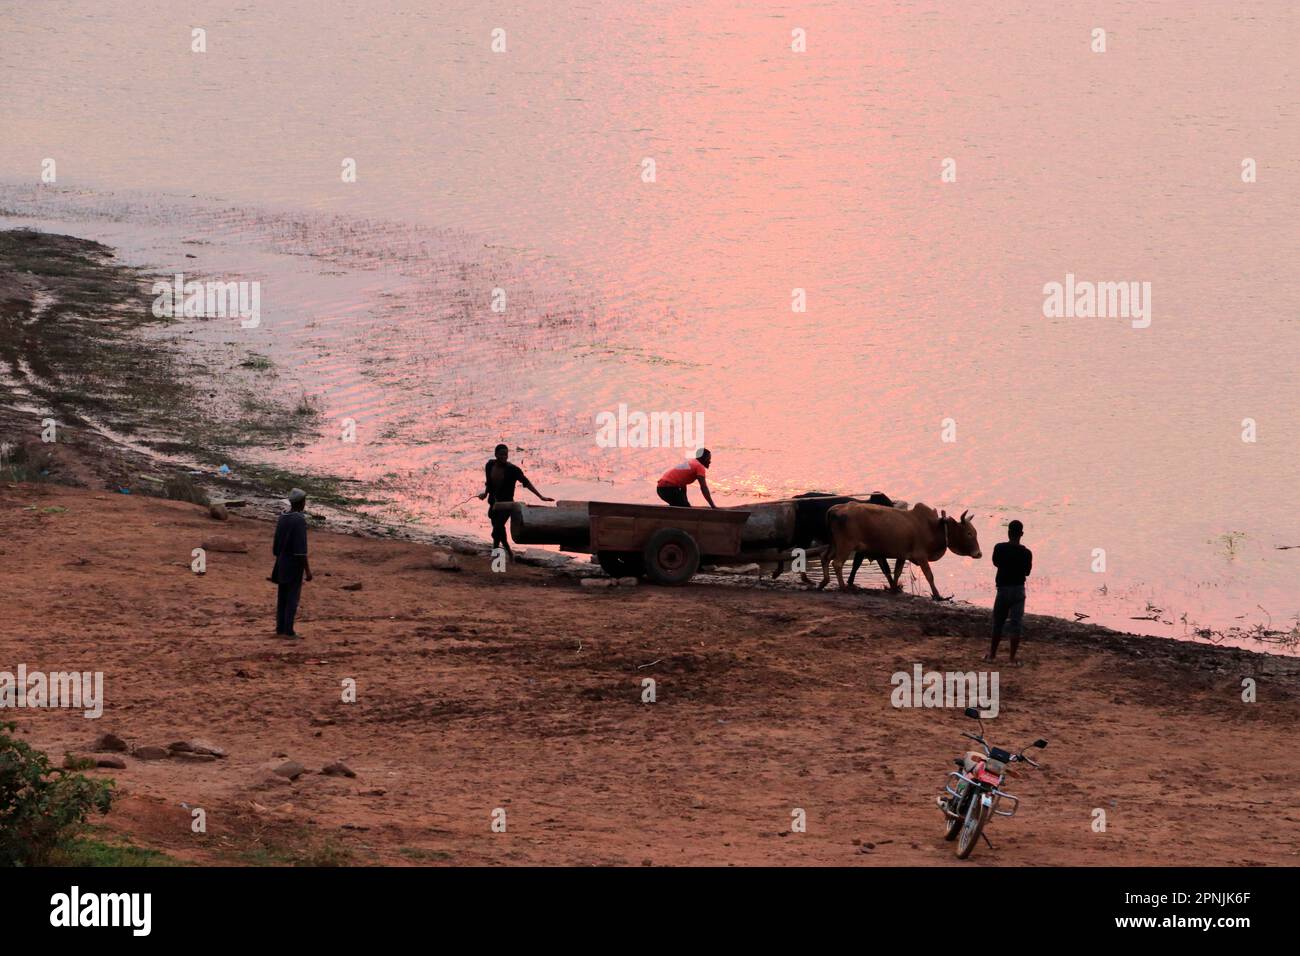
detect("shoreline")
[1,224,1294,656]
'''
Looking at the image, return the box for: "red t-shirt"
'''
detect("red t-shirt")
[657,458,707,488]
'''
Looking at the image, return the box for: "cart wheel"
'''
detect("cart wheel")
[597,551,644,578]
[642,528,700,585]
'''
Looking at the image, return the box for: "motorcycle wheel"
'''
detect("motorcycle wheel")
[955,797,991,859]
[943,794,965,841]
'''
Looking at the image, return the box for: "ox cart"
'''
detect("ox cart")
[507,494,904,587]
[587,501,750,584]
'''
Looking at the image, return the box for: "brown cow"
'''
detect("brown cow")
[819,503,982,599]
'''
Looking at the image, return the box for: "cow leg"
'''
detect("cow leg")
[846,552,867,587]
[824,541,853,591]
[838,549,858,590]
[874,558,893,588]
[917,560,947,600]
[832,555,848,591]
[887,558,905,592]
[817,548,832,591]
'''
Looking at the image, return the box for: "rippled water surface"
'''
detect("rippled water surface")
[2,1,1297,645]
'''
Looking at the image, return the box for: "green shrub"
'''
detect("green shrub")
[0,722,113,866]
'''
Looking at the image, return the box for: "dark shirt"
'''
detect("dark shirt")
[484,461,526,504]
[992,541,1032,587]
[273,511,309,581]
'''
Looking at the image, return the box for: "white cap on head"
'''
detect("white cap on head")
[287,488,307,505]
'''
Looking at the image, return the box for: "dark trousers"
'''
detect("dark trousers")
[488,503,512,550]
[276,577,303,635]
[992,585,1026,636]
[657,485,690,507]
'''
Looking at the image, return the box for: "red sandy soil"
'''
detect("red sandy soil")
[2,482,1297,866]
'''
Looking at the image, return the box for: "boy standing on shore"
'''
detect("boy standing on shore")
[986,520,1032,664]
[272,488,313,638]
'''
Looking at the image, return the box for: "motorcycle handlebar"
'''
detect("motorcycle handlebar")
[956,732,1044,769]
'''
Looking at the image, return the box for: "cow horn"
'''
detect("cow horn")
[960,510,969,522]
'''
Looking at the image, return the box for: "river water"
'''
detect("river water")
[1,1,1296,646]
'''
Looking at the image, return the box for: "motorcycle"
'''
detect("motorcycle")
[936,706,1047,859]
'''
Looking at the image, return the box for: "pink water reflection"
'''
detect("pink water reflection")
[0,1,1296,648]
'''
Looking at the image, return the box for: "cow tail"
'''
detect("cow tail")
[826,507,846,550]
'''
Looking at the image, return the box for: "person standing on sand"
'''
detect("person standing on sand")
[656,448,717,508]
[478,444,553,557]
[272,488,313,638]
[986,519,1032,664]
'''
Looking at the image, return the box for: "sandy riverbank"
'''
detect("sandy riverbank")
[2,481,1296,866]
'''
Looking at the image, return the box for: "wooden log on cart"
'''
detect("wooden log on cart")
[511,500,797,552]
[730,501,795,549]
[508,502,590,549]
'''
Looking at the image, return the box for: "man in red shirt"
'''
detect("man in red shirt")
[656,448,717,508]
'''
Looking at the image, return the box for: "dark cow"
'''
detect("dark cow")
[781,491,896,586]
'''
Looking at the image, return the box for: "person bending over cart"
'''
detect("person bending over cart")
[656,448,717,508]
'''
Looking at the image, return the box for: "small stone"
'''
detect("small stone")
[580,578,613,587]
[173,751,217,763]
[208,502,229,521]
[429,549,460,571]
[340,581,363,591]
[96,756,127,769]
[617,577,639,587]
[309,716,336,727]
[273,760,307,780]
[133,745,171,760]
[321,761,356,778]
[92,732,128,753]
[171,739,226,757]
